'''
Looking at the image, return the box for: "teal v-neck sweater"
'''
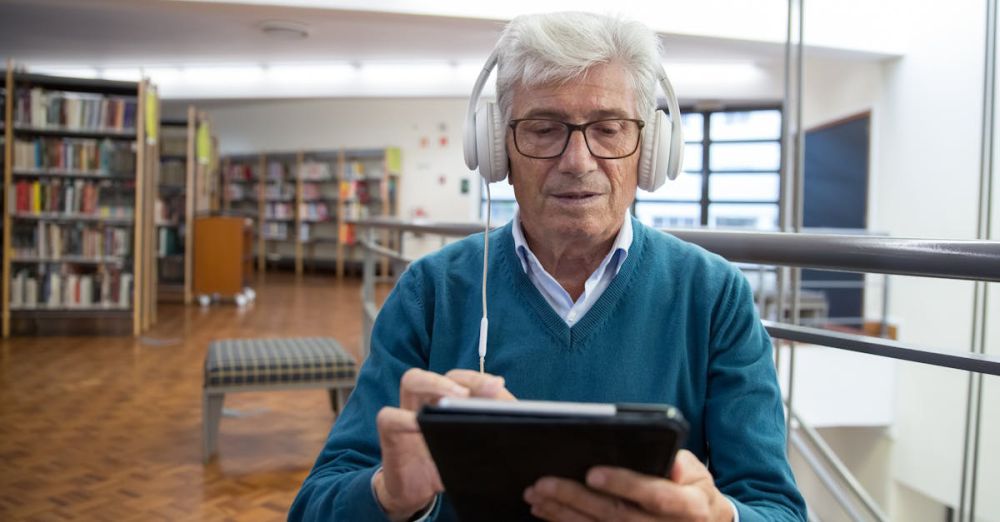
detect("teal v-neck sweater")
[290,218,806,521]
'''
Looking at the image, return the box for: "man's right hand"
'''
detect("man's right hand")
[374,368,515,521]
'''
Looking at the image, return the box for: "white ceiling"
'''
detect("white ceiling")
[0,0,899,100]
[0,0,504,64]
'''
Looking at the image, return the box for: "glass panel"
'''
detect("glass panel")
[710,142,781,171]
[708,203,778,230]
[683,143,702,172]
[709,173,780,202]
[981,287,1000,520]
[633,202,701,229]
[637,171,702,201]
[681,112,703,142]
[710,110,782,140]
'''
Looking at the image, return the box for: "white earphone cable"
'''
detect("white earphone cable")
[479,182,491,373]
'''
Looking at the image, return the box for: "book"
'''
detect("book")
[11,272,25,308]
[100,274,111,306]
[25,277,38,308]
[80,276,93,306]
[47,271,62,307]
[66,274,79,307]
[119,273,133,307]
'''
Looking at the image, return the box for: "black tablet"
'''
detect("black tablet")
[417,398,689,522]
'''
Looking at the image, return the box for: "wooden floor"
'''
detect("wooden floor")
[0,273,379,521]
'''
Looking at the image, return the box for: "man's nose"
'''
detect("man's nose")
[557,129,598,174]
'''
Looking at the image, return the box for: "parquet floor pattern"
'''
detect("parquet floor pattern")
[0,274,381,521]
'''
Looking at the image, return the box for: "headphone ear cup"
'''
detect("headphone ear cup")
[476,102,508,183]
[664,110,683,182]
[637,110,674,191]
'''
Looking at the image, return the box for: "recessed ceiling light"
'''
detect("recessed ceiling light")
[258,20,310,40]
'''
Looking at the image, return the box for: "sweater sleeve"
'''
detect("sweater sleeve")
[288,266,436,521]
[704,269,807,522]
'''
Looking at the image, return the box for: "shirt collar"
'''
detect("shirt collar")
[510,208,632,275]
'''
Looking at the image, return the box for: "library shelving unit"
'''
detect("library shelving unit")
[221,153,263,271]
[2,68,159,337]
[336,147,401,278]
[298,151,340,274]
[261,152,298,271]
[156,106,198,304]
[218,147,400,279]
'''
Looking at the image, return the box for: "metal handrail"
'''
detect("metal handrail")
[789,431,869,521]
[765,321,1000,377]
[790,410,889,521]
[349,218,1000,282]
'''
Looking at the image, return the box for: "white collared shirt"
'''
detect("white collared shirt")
[511,209,632,326]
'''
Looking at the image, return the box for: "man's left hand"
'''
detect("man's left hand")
[523,450,734,522]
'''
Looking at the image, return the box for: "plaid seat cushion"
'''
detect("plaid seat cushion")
[205,337,356,388]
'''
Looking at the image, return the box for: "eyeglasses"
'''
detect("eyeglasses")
[508,118,645,160]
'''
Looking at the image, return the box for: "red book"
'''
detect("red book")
[16,180,30,212]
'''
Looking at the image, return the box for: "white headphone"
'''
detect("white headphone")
[463,47,685,191]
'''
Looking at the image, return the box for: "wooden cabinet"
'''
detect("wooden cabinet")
[193,216,252,298]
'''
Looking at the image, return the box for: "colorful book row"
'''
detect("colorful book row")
[13,137,135,174]
[10,269,133,309]
[14,88,137,132]
[10,179,134,218]
[11,222,131,260]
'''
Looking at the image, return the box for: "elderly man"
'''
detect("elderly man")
[290,12,806,522]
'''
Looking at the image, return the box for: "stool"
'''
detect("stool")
[202,337,357,463]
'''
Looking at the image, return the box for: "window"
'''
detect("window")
[481,107,783,231]
[635,107,782,230]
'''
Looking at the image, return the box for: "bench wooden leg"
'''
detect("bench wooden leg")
[203,391,225,463]
[328,386,353,416]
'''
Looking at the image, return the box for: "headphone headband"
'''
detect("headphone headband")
[463,49,683,188]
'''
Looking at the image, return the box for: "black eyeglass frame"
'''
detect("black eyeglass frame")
[507,118,647,160]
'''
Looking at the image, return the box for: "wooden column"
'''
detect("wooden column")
[2,65,14,338]
[184,107,197,304]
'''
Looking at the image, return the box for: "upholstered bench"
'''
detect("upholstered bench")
[203,337,357,462]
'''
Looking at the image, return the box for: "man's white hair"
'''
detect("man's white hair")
[495,12,663,126]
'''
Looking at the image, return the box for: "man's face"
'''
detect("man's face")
[506,61,640,244]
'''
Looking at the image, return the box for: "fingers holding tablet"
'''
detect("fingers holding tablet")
[399,368,514,412]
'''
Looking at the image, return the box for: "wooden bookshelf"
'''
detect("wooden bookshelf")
[336,147,401,279]
[219,147,401,279]
[298,150,340,275]
[156,106,198,304]
[222,153,266,272]
[260,152,298,271]
[1,67,158,337]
